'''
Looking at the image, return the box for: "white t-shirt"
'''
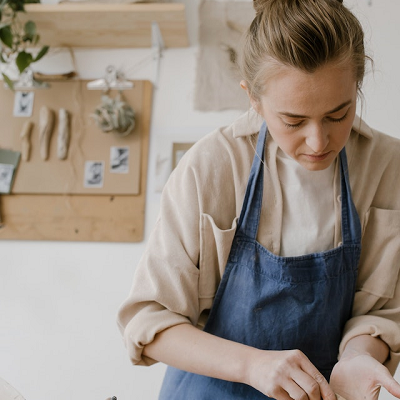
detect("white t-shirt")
[276,148,336,257]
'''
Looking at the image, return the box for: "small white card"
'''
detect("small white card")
[110,146,129,174]
[13,91,34,117]
[83,161,104,188]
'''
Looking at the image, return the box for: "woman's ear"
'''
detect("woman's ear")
[240,80,261,114]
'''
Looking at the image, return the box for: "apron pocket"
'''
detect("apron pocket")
[199,213,238,301]
[357,207,400,298]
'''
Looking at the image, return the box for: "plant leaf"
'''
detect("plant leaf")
[2,72,14,90]
[9,0,25,12]
[23,20,36,41]
[0,25,13,48]
[34,45,49,62]
[16,50,33,73]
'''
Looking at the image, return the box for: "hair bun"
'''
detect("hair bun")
[253,0,266,16]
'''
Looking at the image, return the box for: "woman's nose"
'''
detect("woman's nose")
[305,124,329,153]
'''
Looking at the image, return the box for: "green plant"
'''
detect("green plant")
[0,0,49,89]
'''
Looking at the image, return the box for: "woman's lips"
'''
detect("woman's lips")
[303,151,331,161]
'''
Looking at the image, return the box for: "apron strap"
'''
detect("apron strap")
[236,121,267,239]
[339,149,362,245]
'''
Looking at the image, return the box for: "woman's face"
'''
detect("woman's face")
[244,62,358,171]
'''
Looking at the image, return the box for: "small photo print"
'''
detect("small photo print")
[172,142,195,170]
[110,146,129,174]
[84,161,104,188]
[13,91,35,117]
[0,163,15,193]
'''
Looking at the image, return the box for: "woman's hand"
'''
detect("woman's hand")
[330,336,400,400]
[246,349,336,400]
[330,353,400,400]
[144,324,336,400]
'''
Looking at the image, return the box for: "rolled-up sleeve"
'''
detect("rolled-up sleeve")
[339,296,400,374]
[117,155,204,365]
[339,206,400,375]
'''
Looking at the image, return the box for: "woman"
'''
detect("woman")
[117,1,400,399]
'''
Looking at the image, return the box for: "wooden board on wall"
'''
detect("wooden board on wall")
[0,80,152,243]
[22,3,189,48]
[0,80,146,195]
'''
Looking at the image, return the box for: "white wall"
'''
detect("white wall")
[0,1,399,399]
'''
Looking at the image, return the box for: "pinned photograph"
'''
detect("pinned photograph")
[0,163,15,193]
[13,91,35,117]
[110,146,129,174]
[172,142,195,170]
[84,161,104,188]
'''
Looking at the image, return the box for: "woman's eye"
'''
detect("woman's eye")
[283,109,349,129]
[284,121,303,129]
[327,110,349,123]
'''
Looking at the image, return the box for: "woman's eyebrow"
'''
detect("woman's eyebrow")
[278,100,353,119]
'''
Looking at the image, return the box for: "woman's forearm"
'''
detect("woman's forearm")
[340,334,389,363]
[142,323,257,385]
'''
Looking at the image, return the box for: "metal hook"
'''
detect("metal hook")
[87,65,133,91]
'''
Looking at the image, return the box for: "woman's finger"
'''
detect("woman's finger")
[298,360,336,400]
[290,369,322,400]
[285,379,313,400]
[378,370,400,399]
[268,387,296,400]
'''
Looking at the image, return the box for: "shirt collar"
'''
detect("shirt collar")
[232,108,263,138]
[232,108,374,140]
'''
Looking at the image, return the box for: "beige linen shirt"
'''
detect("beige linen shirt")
[117,109,400,374]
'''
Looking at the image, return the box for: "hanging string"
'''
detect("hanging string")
[114,49,158,80]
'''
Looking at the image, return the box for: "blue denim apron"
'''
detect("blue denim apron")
[159,122,361,399]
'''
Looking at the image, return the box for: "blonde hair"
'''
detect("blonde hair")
[239,0,368,99]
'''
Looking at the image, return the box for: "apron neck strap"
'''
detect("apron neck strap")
[236,121,267,237]
[339,149,361,244]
